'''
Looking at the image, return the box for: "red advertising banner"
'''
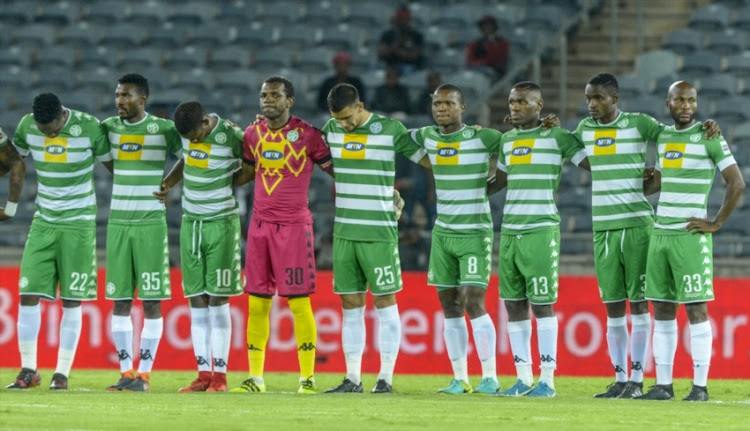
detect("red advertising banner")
[0,267,748,378]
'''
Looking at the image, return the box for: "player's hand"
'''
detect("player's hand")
[540,114,560,129]
[702,119,721,139]
[250,114,265,126]
[503,114,512,124]
[472,124,484,129]
[685,217,720,234]
[643,167,655,182]
[153,182,170,204]
[393,189,405,221]
[0,208,10,221]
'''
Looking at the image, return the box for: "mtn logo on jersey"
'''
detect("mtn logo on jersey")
[509,139,534,165]
[662,143,686,169]
[436,141,460,165]
[593,130,617,155]
[187,142,211,168]
[342,134,367,160]
[44,137,68,163]
[511,146,532,156]
[117,135,144,161]
[262,150,284,160]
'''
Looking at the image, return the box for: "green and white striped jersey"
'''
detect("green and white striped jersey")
[180,115,244,221]
[101,113,182,222]
[499,126,587,234]
[323,113,427,243]
[654,122,736,233]
[574,111,663,231]
[411,124,500,236]
[12,108,111,225]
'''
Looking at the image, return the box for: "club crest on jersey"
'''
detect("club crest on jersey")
[262,150,284,160]
[617,118,629,128]
[69,125,82,137]
[511,146,532,156]
[287,130,299,142]
[119,143,142,152]
[147,123,159,134]
[462,129,474,139]
[369,122,382,134]
[690,133,702,142]
[215,132,227,144]
[664,150,683,160]
[595,137,615,147]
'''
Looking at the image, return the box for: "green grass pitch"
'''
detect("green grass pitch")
[0,369,748,430]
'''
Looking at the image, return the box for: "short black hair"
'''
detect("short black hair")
[118,73,149,97]
[327,83,360,112]
[512,81,542,92]
[434,84,464,103]
[33,93,63,125]
[173,101,206,135]
[264,76,294,98]
[587,73,619,92]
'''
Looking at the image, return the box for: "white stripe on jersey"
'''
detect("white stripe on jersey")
[661,177,711,185]
[591,192,648,207]
[656,206,707,220]
[667,158,715,170]
[37,194,95,211]
[718,157,737,172]
[112,184,159,197]
[592,177,643,192]
[504,203,557,215]
[334,216,397,227]
[29,149,91,165]
[435,220,492,230]
[37,182,92,199]
[114,168,164,177]
[507,188,554,202]
[425,137,488,151]
[26,135,96,150]
[37,213,95,222]
[336,182,392,198]
[592,210,653,221]
[591,163,643,172]
[335,197,392,212]
[525,152,561,165]
[111,198,164,212]
[501,221,559,230]
[183,197,237,215]
[654,222,688,230]
[585,142,645,156]
[36,164,94,178]
[431,152,488,165]
[658,143,708,156]
[183,170,234,184]
[330,146,394,162]
[659,192,706,206]
[137,149,167,161]
[437,202,490,216]
[433,172,487,181]
[506,173,558,181]
[185,187,233,201]
[438,187,486,202]
[581,127,644,141]
[334,167,392,176]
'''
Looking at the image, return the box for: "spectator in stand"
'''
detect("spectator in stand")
[378,5,424,75]
[316,52,366,112]
[371,67,412,118]
[413,71,442,116]
[466,15,510,81]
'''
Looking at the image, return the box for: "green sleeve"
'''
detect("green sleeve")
[706,136,734,166]
[410,126,426,147]
[557,128,586,160]
[12,115,31,152]
[165,121,183,156]
[572,119,586,141]
[394,121,424,160]
[480,128,503,153]
[638,113,665,141]
[229,122,244,159]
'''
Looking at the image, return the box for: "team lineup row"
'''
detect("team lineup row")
[0,71,744,400]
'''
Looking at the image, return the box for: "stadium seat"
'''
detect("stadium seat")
[126,4,164,27]
[697,73,738,101]
[445,70,491,102]
[705,29,746,56]
[76,69,113,95]
[163,49,206,72]
[713,241,740,257]
[305,2,346,27]
[9,23,58,50]
[207,46,252,72]
[142,26,184,49]
[166,3,216,26]
[619,95,664,119]
[707,96,750,125]
[0,49,31,69]
[185,23,232,48]
[520,5,564,33]
[0,2,32,25]
[724,52,750,77]
[116,47,164,70]
[662,29,704,56]
[428,49,463,75]
[345,2,390,28]
[431,4,481,30]
[731,5,750,31]
[258,2,304,27]
[31,46,77,70]
[679,51,722,79]
[491,4,525,30]
[293,47,333,73]
[33,2,79,26]
[274,25,320,51]
[214,2,253,26]
[77,48,117,71]
[617,74,651,99]
[81,1,125,24]
[215,70,264,94]
[58,24,97,48]
[320,25,358,52]
[688,4,730,32]
[233,24,275,47]
[731,122,750,145]
[99,23,144,48]
[635,50,680,81]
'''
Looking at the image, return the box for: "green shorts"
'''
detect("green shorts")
[428,232,492,291]
[646,233,715,303]
[19,218,98,301]
[593,226,651,303]
[499,231,560,304]
[333,237,402,296]
[105,221,171,300]
[180,216,244,297]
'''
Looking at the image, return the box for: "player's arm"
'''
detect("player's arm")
[315,156,334,178]
[232,161,256,187]
[153,159,185,203]
[0,143,25,221]
[487,169,508,196]
[686,164,745,234]
[702,119,721,140]
[417,154,431,169]
[643,166,661,196]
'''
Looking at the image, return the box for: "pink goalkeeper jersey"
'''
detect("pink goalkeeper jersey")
[243,116,331,225]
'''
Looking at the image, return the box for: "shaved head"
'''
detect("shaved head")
[667,80,695,97]
[666,80,698,129]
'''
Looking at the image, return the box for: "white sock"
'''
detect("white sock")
[443,317,469,383]
[342,307,365,385]
[689,321,712,387]
[111,315,134,373]
[470,314,497,380]
[653,319,677,385]
[375,304,400,384]
[189,307,211,372]
[507,319,533,386]
[209,304,232,374]
[536,316,558,388]
[138,317,163,374]
[606,316,629,382]
[630,312,651,383]
[55,306,83,377]
[17,304,41,371]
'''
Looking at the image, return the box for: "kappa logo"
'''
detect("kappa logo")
[188,149,209,159]
[262,150,284,160]
[215,132,227,144]
[437,147,458,157]
[343,142,365,151]
[595,137,615,147]
[196,356,209,366]
[664,150,683,160]
[369,122,382,134]
[146,123,159,134]
[69,125,82,137]
[45,145,67,155]
[511,146,532,156]
[119,143,142,152]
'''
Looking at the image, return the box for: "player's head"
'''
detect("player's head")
[667,81,698,129]
[260,76,295,121]
[332,52,352,75]
[33,92,67,137]
[391,5,411,28]
[173,101,210,142]
[585,73,619,122]
[431,84,465,129]
[477,15,498,35]
[116,73,149,121]
[509,81,543,129]
[328,83,366,132]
